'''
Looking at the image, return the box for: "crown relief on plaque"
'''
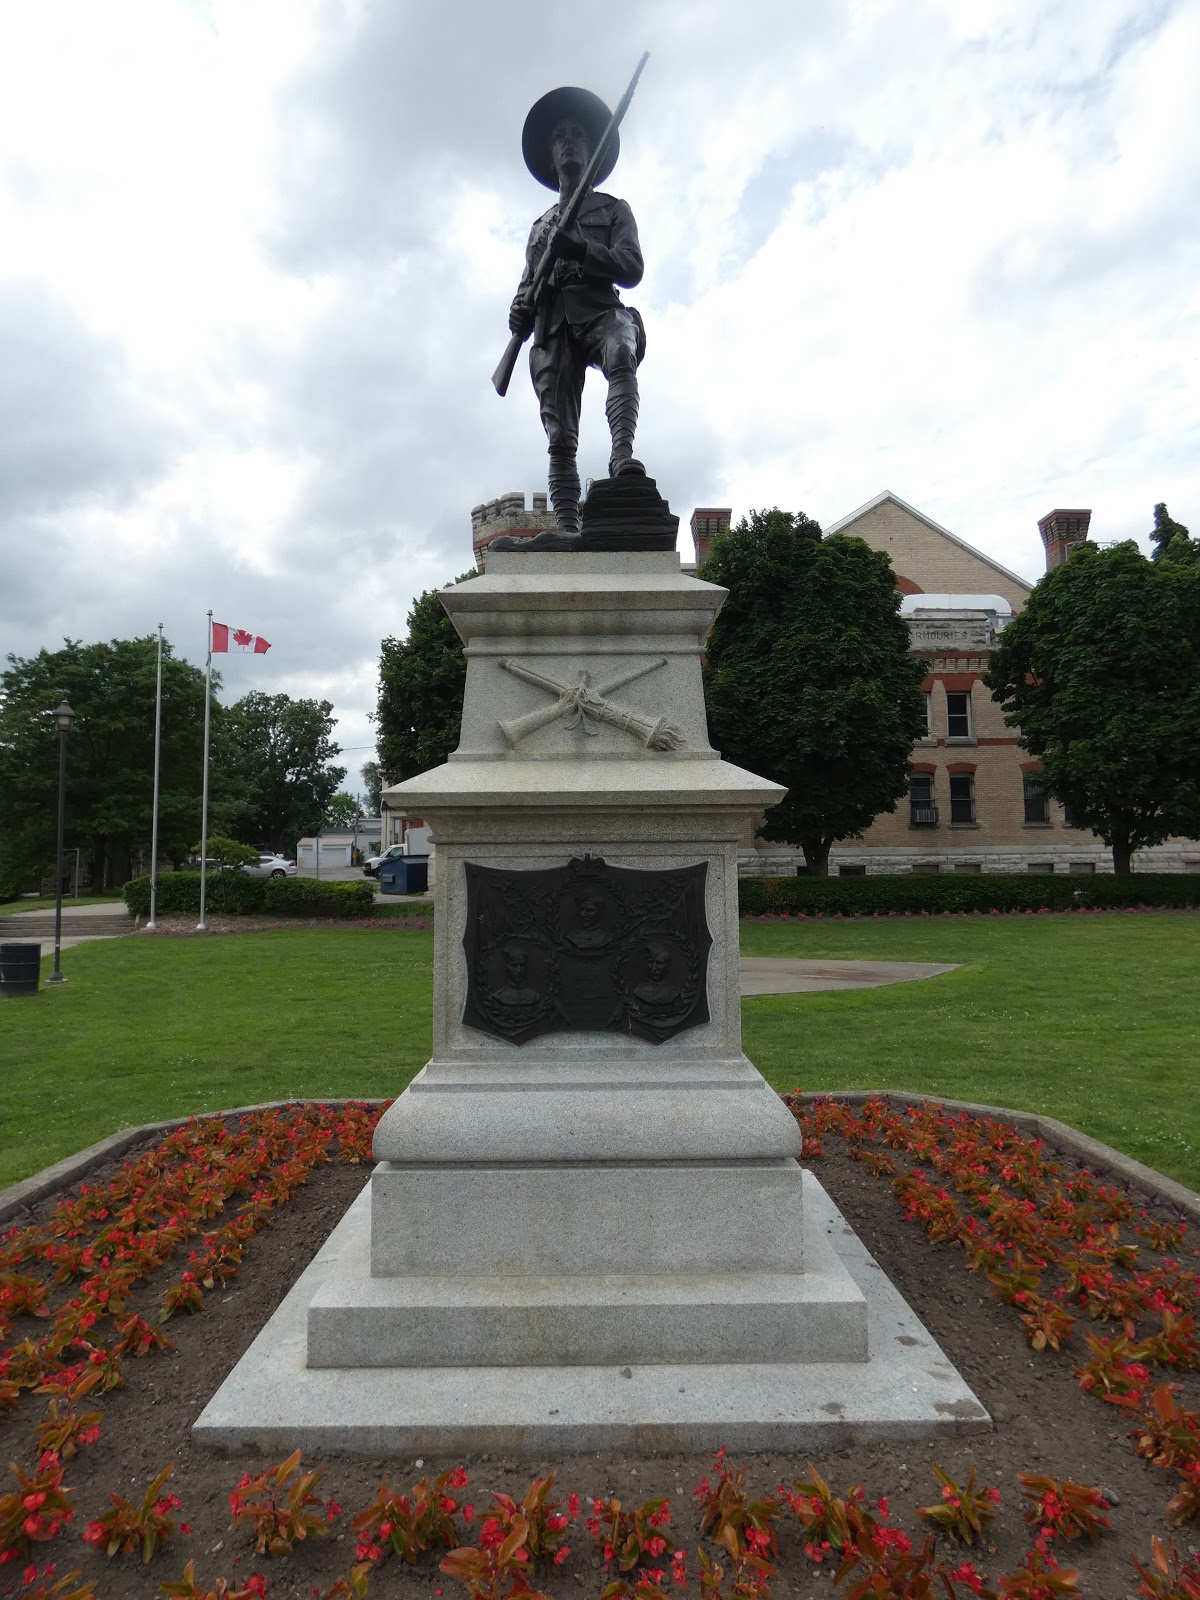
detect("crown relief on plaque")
[496,655,685,751]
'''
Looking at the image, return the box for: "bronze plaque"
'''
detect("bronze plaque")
[461,854,711,1046]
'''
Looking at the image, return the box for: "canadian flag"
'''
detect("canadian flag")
[212,622,271,654]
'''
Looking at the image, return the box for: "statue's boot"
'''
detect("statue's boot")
[548,447,582,533]
[490,448,584,550]
[606,371,642,477]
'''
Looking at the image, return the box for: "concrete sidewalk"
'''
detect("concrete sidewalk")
[740,957,959,996]
[0,901,133,954]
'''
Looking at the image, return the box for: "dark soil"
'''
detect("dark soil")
[4,1129,1198,1600]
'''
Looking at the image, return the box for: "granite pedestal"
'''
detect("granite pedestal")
[194,548,987,1452]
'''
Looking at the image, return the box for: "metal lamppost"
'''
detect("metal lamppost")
[47,699,75,986]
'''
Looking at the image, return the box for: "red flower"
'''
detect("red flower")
[948,1561,984,1593]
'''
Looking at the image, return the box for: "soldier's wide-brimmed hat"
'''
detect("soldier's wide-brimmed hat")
[522,86,617,190]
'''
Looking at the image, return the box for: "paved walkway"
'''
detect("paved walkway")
[0,901,133,953]
[739,956,959,996]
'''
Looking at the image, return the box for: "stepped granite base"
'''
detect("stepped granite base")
[194,1173,987,1455]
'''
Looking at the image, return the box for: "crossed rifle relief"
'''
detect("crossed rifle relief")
[497,656,685,751]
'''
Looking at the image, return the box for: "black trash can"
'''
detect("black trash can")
[0,943,42,998]
[378,858,429,896]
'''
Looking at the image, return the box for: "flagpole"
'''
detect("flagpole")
[197,611,213,933]
[146,623,164,931]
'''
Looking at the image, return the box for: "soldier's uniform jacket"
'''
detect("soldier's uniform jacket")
[516,190,644,346]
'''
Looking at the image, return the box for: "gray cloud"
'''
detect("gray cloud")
[0,281,176,519]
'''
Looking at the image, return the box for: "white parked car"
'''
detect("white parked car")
[242,853,297,880]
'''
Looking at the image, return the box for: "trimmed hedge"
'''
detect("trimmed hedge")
[738,872,1200,918]
[123,874,374,919]
[123,872,266,916]
[262,877,375,918]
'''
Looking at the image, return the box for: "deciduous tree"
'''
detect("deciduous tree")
[196,834,260,868]
[986,540,1200,873]
[1149,502,1197,565]
[700,508,928,876]
[0,636,211,894]
[324,792,362,829]
[358,760,384,814]
[222,693,345,854]
[376,572,476,782]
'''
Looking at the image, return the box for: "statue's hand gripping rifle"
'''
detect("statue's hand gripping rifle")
[491,51,649,398]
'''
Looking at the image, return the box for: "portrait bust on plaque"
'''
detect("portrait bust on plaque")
[461,855,711,1046]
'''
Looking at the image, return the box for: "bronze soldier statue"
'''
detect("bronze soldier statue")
[495,66,651,543]
[509,86,646,535]
[491,59,676,553]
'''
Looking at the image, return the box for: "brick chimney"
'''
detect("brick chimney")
[690,508,732,568]
[1038,508,1091,571]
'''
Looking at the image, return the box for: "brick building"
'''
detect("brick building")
[692,492,1197,876]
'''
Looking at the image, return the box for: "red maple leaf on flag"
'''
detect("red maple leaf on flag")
[232,628,253,650]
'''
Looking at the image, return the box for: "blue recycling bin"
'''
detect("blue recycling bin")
[377,857,428,895]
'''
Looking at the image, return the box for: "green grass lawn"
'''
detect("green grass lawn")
[740,913,1200,1190]
[1,913,1197,1193]
[0,931,433,1188]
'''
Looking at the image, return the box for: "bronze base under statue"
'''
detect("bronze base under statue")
[490,467,679,553]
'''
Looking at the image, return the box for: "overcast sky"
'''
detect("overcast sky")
[2,0,1197,791]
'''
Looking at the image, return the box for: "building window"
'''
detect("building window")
[1062,801,1078,827]
[1027,862,1054,873]
[949,773,975,824]
[909,773,938,826]
[911,863,941,874]
[953,863,982,873]
[1023,775,1049,824]
[1069,861,1096,874]
[838,864,867,876]
[946,690,972,740]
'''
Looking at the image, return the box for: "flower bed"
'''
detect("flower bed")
[0,1101,1196,1599]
